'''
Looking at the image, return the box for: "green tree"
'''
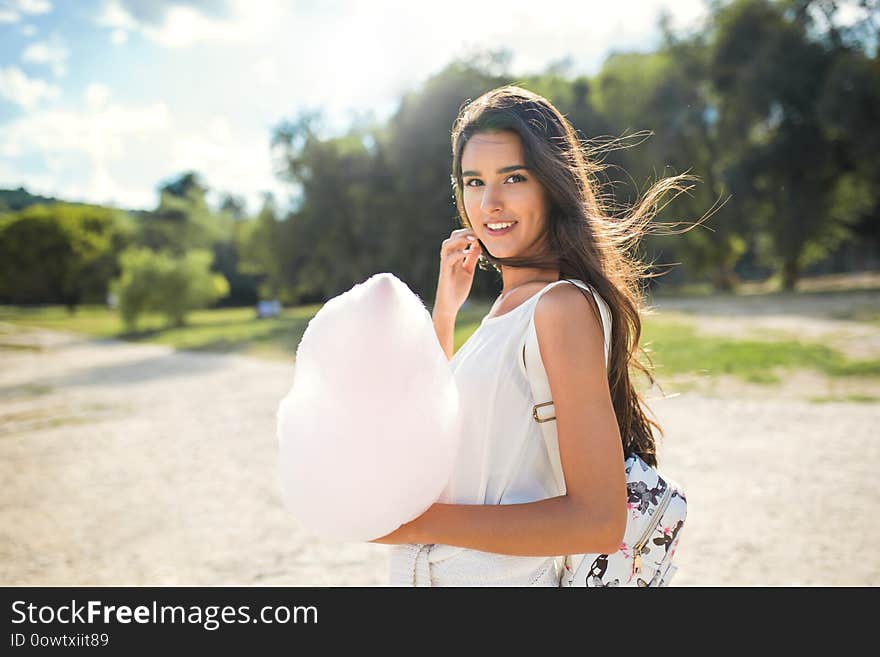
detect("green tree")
[581,42,739,290]
[111,247,229,330]
[238,193,289,299]
[138,171,232,254]
[133,171,259,305]
[271,120,399,303]
[708,0,850,289]
[815,35,880,265]
[0,203,132,308]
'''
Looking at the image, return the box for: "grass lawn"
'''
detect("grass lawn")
[640,319,880,383]
[0,304,321,361]
[2,299,879,385]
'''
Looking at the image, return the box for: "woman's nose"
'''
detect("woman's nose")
[480,186,503,213]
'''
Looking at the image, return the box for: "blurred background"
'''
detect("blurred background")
[1,0,878,586]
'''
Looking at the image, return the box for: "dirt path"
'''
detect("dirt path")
[1,297,878,585]
[0,327,388,586]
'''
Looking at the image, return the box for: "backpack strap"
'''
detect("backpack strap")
[518,279,612,496]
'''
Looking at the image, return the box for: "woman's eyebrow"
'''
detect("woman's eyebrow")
[461,164,528,177]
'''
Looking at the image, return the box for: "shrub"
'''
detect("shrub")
[111,248,229,330]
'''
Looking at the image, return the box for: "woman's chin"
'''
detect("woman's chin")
[484,244,518,260]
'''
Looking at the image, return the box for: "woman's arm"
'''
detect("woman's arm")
[372,284,628,556]
[432,306,456,361]
[372,495,619,556]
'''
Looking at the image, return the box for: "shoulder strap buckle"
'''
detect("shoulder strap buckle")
[532,400,556,423]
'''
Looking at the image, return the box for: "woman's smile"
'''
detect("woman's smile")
[485,220,517,236]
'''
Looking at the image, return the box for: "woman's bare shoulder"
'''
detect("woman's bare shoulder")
[535,282,602,330]
[533,282,605,365]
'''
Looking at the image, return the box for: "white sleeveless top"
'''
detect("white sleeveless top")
[387,278,613,586]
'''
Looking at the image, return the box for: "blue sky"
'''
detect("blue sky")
[0,0,712,214]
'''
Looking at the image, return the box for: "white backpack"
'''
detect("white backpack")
[520,279,687,587]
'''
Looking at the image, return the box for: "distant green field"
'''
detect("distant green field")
[2,301,879,384]
[640,320,880,383]
[0,304,321,361]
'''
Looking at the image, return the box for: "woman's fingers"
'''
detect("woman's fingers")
[440,230,477,260]
[462,239,481,271]
[438,227,481,279]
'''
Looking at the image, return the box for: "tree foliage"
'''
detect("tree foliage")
[111,247,230,330]
[0,203,132,307]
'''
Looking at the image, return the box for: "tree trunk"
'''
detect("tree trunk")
[714,263,738,293]
[781,259,800,291]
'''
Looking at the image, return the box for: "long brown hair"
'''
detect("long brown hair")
[451,85,707,467]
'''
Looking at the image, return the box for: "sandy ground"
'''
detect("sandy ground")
[1,290,878,586]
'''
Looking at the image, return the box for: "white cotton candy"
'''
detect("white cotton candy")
[276,272,462,542]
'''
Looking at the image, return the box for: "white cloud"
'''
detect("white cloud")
[111,28,128,45]
[15,0,52,13]
[0,100,284,212]
[0,0,52,22]
[0,99,170,208]
[168,115,285,212]
[220,0,711,137]
[96,0,280,48]
[253,57,280,88]
[21,34,69,77]
[0,66,60,109]
[19,23,36,35]
[84,82,111,109]
[0,100,169,160]
[142,5,239,48]
[97,0,137,29]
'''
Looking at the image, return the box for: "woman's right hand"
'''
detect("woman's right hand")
[435,228,483,316]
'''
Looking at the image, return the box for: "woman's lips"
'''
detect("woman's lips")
[485,221,517,236]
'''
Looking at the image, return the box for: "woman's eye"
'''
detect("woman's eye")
[464,174,525,187]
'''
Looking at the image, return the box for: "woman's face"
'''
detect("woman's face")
[460,130,550,260]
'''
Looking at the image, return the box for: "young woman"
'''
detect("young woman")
[371,85,697,586]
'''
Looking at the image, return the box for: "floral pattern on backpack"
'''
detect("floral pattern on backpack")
[560,454,687,587]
